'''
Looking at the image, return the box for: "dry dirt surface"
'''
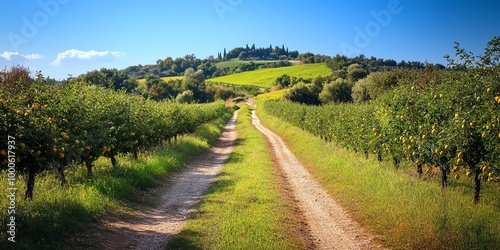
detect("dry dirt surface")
[251,110,387,250]
[74,111,238,250]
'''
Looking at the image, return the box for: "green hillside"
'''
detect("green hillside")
[206,63,332,88]
[137,76,184,85]
[215,59,281,69]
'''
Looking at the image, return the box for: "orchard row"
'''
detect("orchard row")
[1,73,227,199]
[263,67,500,202]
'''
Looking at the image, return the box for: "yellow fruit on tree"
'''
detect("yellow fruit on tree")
[59,153,65,158]
[0,150,6,156]
[482,166,488,172]
[74,140,80,145]
[421,134,428,140]
[32,103,40,110]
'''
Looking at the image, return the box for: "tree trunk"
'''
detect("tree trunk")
[417,164,423,178]
[25,166,36,200]
[55,162,68,186]
[85,159,93,179]
[364,150,369,159]
[473,170,481,203]
[441,168,448,189]
[133,149,138,159]
[393,157,400,170]
[377,152,383,162]
[110,152,118,167]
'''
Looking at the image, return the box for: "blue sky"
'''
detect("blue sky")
[1,0,499,80]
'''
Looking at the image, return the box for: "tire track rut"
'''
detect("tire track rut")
[251,110,386,250]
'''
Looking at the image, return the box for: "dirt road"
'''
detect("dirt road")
[251,110,386,250]
[78,111,238,250]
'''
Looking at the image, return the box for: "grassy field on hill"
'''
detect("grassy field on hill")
[206,63,332,88]
[256,89,288,101]
[137,76,184,85]
[215,59,282,69]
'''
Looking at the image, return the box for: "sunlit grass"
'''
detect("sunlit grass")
[256,89,288,101]
[137,76,184,84]
[257,104,500,250]
[167,105,304,250]
[214,59,282,69]
[206,63,332,88]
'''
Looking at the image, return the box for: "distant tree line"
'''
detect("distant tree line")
[222,43,299,61]
[72,43,445,104]
[76,67,242,103]
[119,43,438,80]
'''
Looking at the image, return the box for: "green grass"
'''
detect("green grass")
[256,89,288,101]
[257,104,500,250]
[0,111,232,250]
[214,59,283,69]
[206,63,332,88]
[137,76,184,86]
[167,105,304,250]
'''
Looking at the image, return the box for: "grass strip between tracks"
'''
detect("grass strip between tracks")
[167,104,304,250]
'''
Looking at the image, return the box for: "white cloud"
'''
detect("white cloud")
[1,51,44,61]
[51,49,124,66]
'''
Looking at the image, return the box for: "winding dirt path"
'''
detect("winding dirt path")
[76,111,238,250]
[251,110,387,250]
